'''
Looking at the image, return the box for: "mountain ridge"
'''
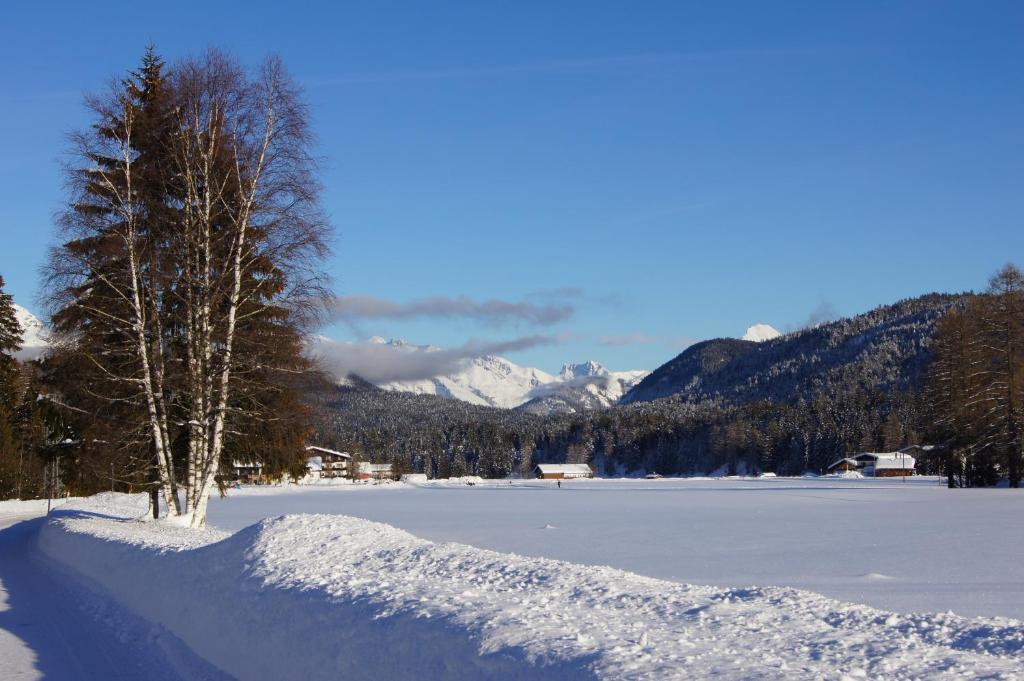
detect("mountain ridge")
[623,293,962,406]
[372,338,649,412]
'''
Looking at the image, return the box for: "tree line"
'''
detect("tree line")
[308,374,929,481]
[311,277,1024,487]
[0,278,57,500]
[305,293,951,481]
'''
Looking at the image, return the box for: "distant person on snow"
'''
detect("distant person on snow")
[557,480,561,489]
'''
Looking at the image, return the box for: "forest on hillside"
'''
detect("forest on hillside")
[303,293,952,479]
[307,275,1024,487]
[6,263,1024,497]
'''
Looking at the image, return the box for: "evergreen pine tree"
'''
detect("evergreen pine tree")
[0,275,21,362]
[0,275,23,498]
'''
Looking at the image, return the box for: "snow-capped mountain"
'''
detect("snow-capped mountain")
[518,362,649,415]
[375,339,647,411]
[13,304,50,361]
[380,352,556,409]
[742,323,781,343]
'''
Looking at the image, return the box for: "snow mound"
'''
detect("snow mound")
[37,495,1024,679]
[742,323,781,343]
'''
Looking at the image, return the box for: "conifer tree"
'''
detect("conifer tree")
[48,48,182,507]
[0,275,24,498]
[0,276,20,364]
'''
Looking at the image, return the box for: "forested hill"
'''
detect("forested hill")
[305,292,966,478]
[623,293,964,407]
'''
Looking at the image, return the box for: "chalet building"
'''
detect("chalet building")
[863,453,916,477]
[533,463,594,480]
[305,445,351,479]
[230,461,265,484]
[356,462,394,481]
[835,452,917,477]
[826,458,859,473]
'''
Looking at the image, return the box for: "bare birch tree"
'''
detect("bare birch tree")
[169,50,327,526]
[929,265,1024,487]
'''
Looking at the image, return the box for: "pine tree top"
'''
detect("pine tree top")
[0,275,23,357]
[126,46,166,104]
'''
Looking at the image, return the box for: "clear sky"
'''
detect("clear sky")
[2,1,1022,374]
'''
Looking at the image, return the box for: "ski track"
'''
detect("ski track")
[0,511,233,681]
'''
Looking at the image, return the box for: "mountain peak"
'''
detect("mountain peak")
[742,324,781,343]
[559,360,607,380]
[375,347,646,412]
[13,304,50,361]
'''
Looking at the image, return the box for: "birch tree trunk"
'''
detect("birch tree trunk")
[69,104,181,515]
[170,52,326,527]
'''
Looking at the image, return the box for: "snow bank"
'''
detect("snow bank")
[39,495,1024,680]
[0,497,87,518]
[0,498,53,516]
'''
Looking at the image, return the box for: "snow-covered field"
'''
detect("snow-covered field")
[209,476,1024,620]
[3,477,1023,679]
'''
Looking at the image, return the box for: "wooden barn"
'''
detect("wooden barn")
[533,463,594,480]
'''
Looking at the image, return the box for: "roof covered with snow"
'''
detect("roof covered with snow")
[871,453,916,470]
[827,458,858,469]
[535,463,593,475]
[305,445,351,458]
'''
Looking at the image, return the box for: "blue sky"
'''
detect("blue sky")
[2,1,1022,373]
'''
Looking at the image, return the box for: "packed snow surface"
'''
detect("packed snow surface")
[0,499,229,680]
[742,323,781,342]
[209,476,1024,620]
[34,492,1024,679]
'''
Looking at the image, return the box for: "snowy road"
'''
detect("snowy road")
[0,511,231,681]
